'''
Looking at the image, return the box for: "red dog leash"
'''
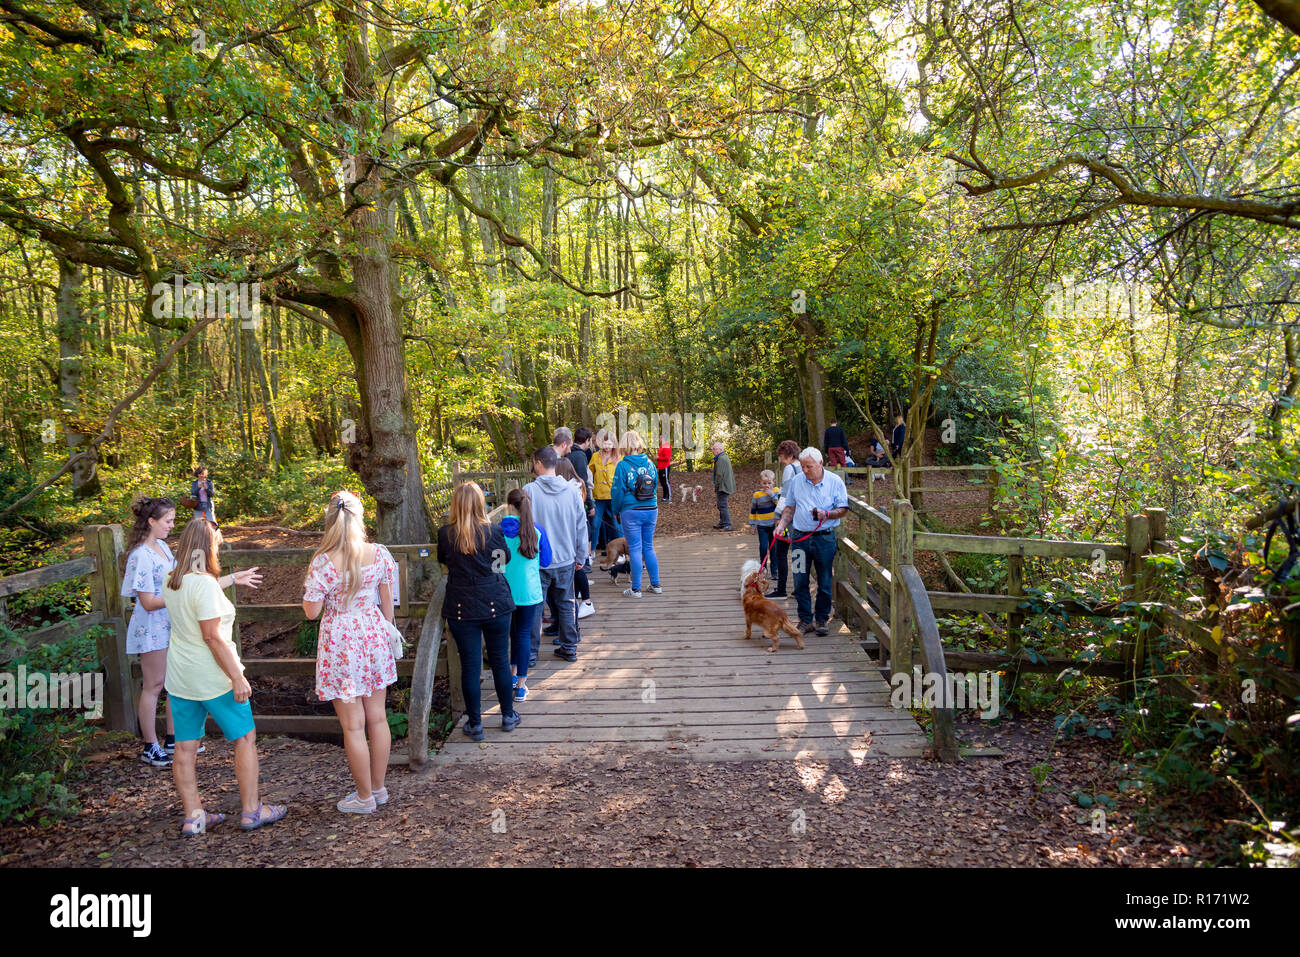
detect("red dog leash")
[750,514,828,586]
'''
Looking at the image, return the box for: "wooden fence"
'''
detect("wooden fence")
[831,497,1300,762]
[0,497,516,770]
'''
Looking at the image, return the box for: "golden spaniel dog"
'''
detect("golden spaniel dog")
[741,565,804,653]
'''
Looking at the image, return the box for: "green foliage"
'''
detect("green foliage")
[0,625,100,824]
[295,620,319,657]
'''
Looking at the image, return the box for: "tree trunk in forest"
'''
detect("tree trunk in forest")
[56,256,101,497]
[342,171,435,547]
[242,325,283,468]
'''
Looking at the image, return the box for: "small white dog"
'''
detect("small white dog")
[740,559,762,600]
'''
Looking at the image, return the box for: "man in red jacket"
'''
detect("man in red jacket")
[656,437,673,503]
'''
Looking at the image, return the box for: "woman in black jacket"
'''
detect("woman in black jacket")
[438,482,519,740]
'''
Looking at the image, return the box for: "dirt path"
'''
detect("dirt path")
[0,717,1202,867]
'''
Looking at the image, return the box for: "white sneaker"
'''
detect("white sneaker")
[577,600,596,619]
[622,588,642,598]
[650,585,663,594]
[338,793,377,814]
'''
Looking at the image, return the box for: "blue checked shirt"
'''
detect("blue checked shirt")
[781,468,848,532]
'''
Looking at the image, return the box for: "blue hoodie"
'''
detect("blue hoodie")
[612,453,658,516]
[500,515,551,606]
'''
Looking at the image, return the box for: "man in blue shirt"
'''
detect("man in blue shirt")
[773,448,849,636]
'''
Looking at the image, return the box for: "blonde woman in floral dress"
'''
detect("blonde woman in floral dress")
[302,491,398,814]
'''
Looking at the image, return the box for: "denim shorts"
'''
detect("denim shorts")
[170,689,255,742]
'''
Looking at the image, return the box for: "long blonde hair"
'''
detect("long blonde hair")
[448,482,490,555]
[166,517,222,591]
[621,429,646,455]
[308,490,369,603]
[595,428,620,465]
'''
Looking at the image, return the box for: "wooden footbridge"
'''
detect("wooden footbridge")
[8,464,1292,770]
[435,535,928,763]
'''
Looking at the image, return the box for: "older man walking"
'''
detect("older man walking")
[773,447,849,636]
[711,441,735,531]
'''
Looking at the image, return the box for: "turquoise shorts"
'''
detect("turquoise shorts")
[170,690,255,743]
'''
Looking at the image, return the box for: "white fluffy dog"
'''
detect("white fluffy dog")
[740,559,762,599]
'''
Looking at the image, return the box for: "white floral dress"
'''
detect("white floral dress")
[305,546,399,702]
[120,541,177,654]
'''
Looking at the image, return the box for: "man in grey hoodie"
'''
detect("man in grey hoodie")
[523,445,589,662]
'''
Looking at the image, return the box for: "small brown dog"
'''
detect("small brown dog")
[742,567,804,653]
[600,537,630,583]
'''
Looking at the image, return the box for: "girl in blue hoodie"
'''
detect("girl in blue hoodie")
[503,488,551,701]
[611,430,662,597]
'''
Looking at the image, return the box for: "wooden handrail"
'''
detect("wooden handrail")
[0,555,97,599]
[407,575,448,772]
[898,564,959,762]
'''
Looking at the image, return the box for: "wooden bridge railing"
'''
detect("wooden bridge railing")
[833,495,1300,762]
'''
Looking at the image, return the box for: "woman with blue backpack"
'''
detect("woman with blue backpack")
[611,430,662,598]
[502,488,550,702]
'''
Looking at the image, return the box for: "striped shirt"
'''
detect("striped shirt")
[749,487,781,527]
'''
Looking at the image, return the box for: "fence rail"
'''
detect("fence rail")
[831,495,1298,763]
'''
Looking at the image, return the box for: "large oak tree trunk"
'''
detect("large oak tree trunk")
[56,256,100,498]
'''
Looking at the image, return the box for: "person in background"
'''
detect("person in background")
[503,488,550,703]
[568,427,595,566]
[590,429,622,549]
[891,413,907,460]
[555,458,595,620]
[162,517,278,834]
[302,491,399,813]
[122,496,178,767]
[437,482,519,739]
[748,470,780,566]
[864,435,890,478]
[523,445,588,662]
[711,440,735,531]
[768,439,802,599]
[190,466,216,525]
[656,435,673,503]
[824,419,849,468]
[611,430,662,598]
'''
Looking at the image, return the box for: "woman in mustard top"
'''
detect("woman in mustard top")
[590,428,623,549]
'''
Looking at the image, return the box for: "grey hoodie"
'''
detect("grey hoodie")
[522,474,589,569]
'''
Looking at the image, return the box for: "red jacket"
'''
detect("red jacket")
[656,444,672,468]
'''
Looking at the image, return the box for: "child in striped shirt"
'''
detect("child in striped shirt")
[749,470,781,564]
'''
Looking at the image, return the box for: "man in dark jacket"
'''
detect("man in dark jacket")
[711,441,735,530]
[824,419,848,467]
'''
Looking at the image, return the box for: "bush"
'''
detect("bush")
[0,625,100,824]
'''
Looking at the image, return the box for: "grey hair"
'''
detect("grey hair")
[553,426,573,446]
[799,446,823,464]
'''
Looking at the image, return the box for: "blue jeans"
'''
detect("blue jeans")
[791,531,837,624]
[592,498,622,547]
[448,612,515,726]
[533,564,579,656]
[756,525,773,566]
[621,507,660,591]
[510,602,540,681]
[770,537,790,593]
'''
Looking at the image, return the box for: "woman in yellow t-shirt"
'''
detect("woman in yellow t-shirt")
[590,428,623,549]
[162,517,284,835]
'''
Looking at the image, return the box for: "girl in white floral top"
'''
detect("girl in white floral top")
[302,491,398,814]
[120,496,178,767]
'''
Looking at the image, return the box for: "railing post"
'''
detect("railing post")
[407,575,447,772]
[1123,512,1152,696]
[889,499,914,677]
[85,524,136,735]
[1006,552,1024,657]
[987,469,1002,532]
